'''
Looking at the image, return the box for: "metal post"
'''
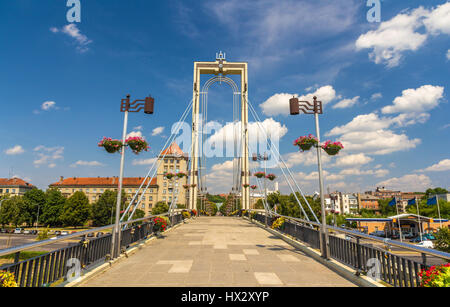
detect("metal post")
[416,197,423,241]
[314,111,328,259]
[111,109,128,259]
[395,201,403,243]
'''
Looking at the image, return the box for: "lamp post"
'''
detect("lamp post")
[253,152,269,227]
[111,94,154,260]
[289,96,329,259]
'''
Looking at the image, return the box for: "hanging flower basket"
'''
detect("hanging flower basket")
[254,172,266,179]
[250,185,257,190]
[322,141,344,156]
[125,136,149,155]
[98,137,123,154]
[242,184,250,188]
[164,172,176,180]
[176,172,187,178]
[294,134,318,152]
[266,174,277,181]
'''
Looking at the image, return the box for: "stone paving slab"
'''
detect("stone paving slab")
[78,217,357,287]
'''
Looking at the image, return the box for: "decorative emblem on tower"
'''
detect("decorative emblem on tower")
[216,51,226,61]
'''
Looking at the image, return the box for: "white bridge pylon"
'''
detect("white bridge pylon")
[189,53,250,210]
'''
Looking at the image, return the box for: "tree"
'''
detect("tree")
[0,196,27,227]
[40,189,66,227]
[426,188,448,197]
[434,227,450,253]
[21,189,46,226]
[379,198,397,217]
[61,191,91,227]
[152,201,169,215]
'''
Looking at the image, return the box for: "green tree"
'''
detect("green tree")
[22,188,46,227]
[425,188,448,197]
[152,201,169,215]
[0,196,27,227]
[434,227,450,253]
[61,191,91,227]
[40,189,66,227]
[378,198,397,217]
[91,190,128,227]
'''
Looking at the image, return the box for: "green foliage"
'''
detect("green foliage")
[40,189,65,227]
[206,193,226,203]
[61,191,91,227]
[434,227,450,253]
[378,198,397,216]
[254,199,264,210]
[420,264,450,287]
[152,202,169,215]
[425,187,448,197]
[91,190,127,227]
[0,196,27,227]
[36,228,50,241]
[22,188,46,226]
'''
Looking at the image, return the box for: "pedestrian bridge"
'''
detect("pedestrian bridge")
[76,217,356,287]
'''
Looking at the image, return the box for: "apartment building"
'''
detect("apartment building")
[49,142,189,215]
[0,178,35,196]
[325,192,359,215]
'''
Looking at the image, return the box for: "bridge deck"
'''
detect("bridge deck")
[79,217,356,287]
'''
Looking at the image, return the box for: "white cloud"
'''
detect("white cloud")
[333,153,373,168]
[70,160,105,168]
[41,101,57,111]
[371,93,382,100]
[377,174,432,192]
[447,49,450,60]
[33,146,64,168]
[283,150,331,168]
[50,24,92,53]
[260,86,337,116]
[423,2,450,35]
[356,3,450,67]
[126,131,143,139]
[132,158,158,166]
[133,126,143,131]
[339,168,389,178]
[333,96,360,109]
[152,127,165,136]
[419,159,450,172]
[382,85,444,114]
[5,145,25,155]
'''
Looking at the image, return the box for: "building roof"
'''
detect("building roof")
[160,142,185,157]
[359,194,379,201]
[49,177,157,188]
[0,178,35,188]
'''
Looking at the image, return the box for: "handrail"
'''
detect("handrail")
[248,210,450,260]
[0,212,174,258]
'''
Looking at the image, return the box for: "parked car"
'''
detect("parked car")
[54,231,61,236]
[410,236,428,243]
[14,228,23,234]
[30,230,38,235]
[0,229,8,233]
[403,233,414,239]
[417,240,434,248]
[423,233,436,240]
[61,231,69,236]
[87,232,95,238]
[96,232,104,237]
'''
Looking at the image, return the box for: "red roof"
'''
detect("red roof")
[160,142,185,157]
[49,177,157,187]
[0,178,35,188]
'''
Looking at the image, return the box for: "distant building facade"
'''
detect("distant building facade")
[358,193,381,213]
[49,142,188,215]
[0,178,35,196]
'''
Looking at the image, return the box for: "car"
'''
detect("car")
[54,231,61,236]
[96,232,104,237]
[417,240,434,248]
[87,233,95,238]
[14,228,23,234]
[403,233,414,239]
[370,231,386,237]
[410,236,428,243]
[423,233,436,240]
[0,229,8,233]
[23,230,31,234]
[61,231,69,236]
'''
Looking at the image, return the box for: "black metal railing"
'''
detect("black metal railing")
[248,212,447,287]
[0,213,184,287]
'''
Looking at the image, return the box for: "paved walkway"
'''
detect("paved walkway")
[79,217,356,287]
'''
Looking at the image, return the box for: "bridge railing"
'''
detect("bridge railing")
[247,211,450,287]
[0,212,184,287]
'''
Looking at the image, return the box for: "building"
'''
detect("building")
[366,187,402,200]
[49,142,189,215]
[346,214,450,235]
[436,193,450,202]
[324,192,359,215]
[0,178,35,196]
[358,193,381,214]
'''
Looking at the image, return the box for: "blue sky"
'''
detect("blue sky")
[0,0,449,194]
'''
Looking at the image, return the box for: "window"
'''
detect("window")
[170,159,174,164]
[141,204,145,209]
[163,190,166,194]
[149,196,153,201]
[0,189,2,193]
[164,159,168,163]
[12,189,16,194]
[162,197,166,201]
[6,189,9,194]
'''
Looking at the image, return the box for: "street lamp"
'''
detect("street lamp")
[253,152,269,227]
[111,94,155,259]
[289,96,329,259]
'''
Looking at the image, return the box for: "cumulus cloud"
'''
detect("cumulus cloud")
[333,96,360,109]
[70,160,105,168]
[260,86,337,116]
[5,145,25,155]
[126,131,143,139]
[418,159,450,172]
[382,85,444,114]
[356,3,450,67]
[152,127,165,136]
[333,153,373,168]
[377,174,432,192]
[371,93,382,100]
[339,168,389,178]
[33,146,64,168]
[283,150,331,168]
[42,101,57,111]
[50,24,92,53]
